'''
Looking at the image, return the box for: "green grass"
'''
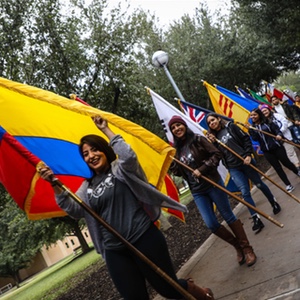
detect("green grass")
[0,250,103,300]
[1,191,192,300]
[179,189,192,205]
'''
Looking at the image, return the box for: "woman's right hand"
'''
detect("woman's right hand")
[39,166,55,183]
[93,116,108,130]
[206,133,216,143]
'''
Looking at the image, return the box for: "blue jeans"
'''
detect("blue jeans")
[192,179,237,232]
[229,161,274,216]
[289,125,300,144]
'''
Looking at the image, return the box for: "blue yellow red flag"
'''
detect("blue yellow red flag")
[216,84,258,113]
[0,77,178,220]
[203,81,252,125]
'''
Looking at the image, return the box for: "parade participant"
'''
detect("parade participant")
[40,116,214,300]
[205,113,280,234]
[260,104,300,172]
[168,115,257,267]
[294,94,300,109]
[249,108,300,193]
[271,95,300,143]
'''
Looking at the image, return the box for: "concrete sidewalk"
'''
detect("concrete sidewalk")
[155,166,300,300]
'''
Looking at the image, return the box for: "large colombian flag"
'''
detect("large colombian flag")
[0,77,184,221]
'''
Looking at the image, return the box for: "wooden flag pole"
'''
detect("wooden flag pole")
[171,156,283,229]
[213,137,300,205]
[236,121,300,150]
[50,178,197,300]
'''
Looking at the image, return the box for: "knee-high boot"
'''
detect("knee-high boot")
[213,224,245,265]
[186,278,214,299]
[228,219,257,267]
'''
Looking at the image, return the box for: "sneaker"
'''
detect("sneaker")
[272,200,281,215]
[252,215,264,233]
[286,185,295,193]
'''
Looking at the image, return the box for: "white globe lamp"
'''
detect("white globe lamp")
[152,50,169,68]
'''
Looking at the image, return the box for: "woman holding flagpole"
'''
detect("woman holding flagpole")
[168,115,257,267]
[259,104,300,172]
[248,108,300,192]
[40,116,214,300]
[205,112,281,234]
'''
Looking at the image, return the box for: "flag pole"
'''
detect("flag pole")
[46,178,196,300]
[151,51,187,102]
[170,157,284,229]
[210,136,300,205]
[236,121,300,150]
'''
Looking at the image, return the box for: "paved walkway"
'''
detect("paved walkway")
[155,165,300,300]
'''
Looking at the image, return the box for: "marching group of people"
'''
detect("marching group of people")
[39,93,300,299]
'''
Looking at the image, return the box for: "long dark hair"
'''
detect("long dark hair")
[79,134,116,165]
[251,107,267,124]
[260,106,275,125]
[172,126,195,149]
[205,112,228,135]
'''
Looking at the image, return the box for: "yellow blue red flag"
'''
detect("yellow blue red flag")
[0,77,178,220]
[203,81,251,125]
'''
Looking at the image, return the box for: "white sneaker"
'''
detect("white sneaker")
[286,185,295,192]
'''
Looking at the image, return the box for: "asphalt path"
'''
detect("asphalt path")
[155,159,300,300]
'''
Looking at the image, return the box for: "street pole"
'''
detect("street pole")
[152,50,186,102]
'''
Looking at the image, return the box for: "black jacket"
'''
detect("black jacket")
[248,122,283,152]
[215,122,253,168]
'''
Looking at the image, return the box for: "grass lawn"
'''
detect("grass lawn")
[1,190,192,300]
[0,249,103,300]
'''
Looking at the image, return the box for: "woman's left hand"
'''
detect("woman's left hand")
[243,156,252,165]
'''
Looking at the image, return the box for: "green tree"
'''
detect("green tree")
[274,71,300,95]
[232,0,300,72]
[149,4,280,110]
[0,185,91,286]
[0,193,53,286]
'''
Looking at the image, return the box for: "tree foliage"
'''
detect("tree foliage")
[0,191,56,285]
[232,0,300,72]
[148,4,281,109]
[0,185,92,285]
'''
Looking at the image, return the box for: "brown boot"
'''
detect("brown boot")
[213,225,245,265]
[228,219,257,267]
[186,278,214,299]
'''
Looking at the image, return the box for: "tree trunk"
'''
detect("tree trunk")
[72,221,91,254]
[12,273,20,288]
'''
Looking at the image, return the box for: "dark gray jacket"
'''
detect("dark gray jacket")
[56,134,187,256]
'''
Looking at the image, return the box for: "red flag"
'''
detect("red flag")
[163,174,185,222]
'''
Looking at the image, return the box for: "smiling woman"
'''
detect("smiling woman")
[39,116,214,299]
[168,114,257,267]
[80,135,114,175]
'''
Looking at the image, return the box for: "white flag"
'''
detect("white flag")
[147,87,238,191]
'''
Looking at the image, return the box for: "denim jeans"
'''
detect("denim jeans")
[289,125,300,144]
[192,179,237,232]
[229,160,274,216]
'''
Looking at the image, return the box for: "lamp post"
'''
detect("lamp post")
[151,50,186,102]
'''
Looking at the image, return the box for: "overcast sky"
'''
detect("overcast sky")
[107,0,231,28]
